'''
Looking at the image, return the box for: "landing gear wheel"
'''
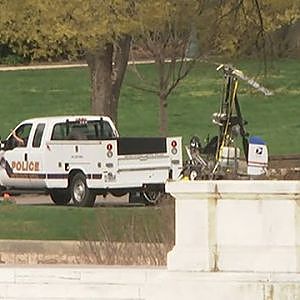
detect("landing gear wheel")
[70,173,96,207]
[49,189,71,205]
[188,167,201,181]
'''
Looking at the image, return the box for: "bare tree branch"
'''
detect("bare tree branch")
[127,83,158,95]
[252,0,267,76]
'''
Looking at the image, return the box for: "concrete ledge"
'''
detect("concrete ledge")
[0,266,300,299]
[167,180,300,195]
[0,266,161,300]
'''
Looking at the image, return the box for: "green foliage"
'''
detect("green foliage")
[0,0,204,61]
[192,0,300,57]
[0,54,26,65]
[0,0,140,60]
[136,0,202,32]
[0,43,29,64]
[3,0,298,61]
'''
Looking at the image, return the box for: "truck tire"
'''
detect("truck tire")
[110,190,127,197]
[70,173,96,207]
[49,189,71,205]
[142,191,162,205]
[129,191,161,205]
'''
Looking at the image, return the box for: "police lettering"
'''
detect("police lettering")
[11,161,40,172]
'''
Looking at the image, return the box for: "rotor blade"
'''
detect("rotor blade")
[217,64,273,96]
[232,68,273,96]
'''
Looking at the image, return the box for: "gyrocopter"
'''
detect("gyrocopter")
[184,64,273,180]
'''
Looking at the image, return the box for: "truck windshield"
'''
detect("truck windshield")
[51,120,115,141]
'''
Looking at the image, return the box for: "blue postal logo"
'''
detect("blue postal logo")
[256,147,263,155]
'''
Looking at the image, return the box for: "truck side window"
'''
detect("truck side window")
[5,123,32,150]
[67,125,88,140]
[51,120,115,141]
[96,121,115,139]
[51,123,67,140]
[32,123,45,148]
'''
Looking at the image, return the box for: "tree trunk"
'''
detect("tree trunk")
[86,45,113,120]
[157,52,168,136]
[111,35,132,126]
[159,93,168,136]
[86,36,131,125]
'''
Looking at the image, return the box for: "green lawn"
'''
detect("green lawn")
[0,202,173,242]
[0,58,299,154]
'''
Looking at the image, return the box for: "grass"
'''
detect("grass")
[0,203,93,240]
[0,68,90,135]
[0,58,299,154]
[0,202,172,241]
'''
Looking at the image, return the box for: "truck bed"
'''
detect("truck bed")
[117,137,167,155]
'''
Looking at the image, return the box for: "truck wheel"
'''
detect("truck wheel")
[142,191,162,205]
[129,191,162,205]
[49,189,71,206]
[70,173,96,207]
[110,190,127,197]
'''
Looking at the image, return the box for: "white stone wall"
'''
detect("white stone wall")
[0,266,157,299]
[1,266,300,299]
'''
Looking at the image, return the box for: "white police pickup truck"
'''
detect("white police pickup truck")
[0,116,182,207]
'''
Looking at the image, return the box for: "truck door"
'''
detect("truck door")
[28,123,46,188]
[1,123,33,188]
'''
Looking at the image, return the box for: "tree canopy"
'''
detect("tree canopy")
[0,0,138,59]
[199,0,300,57]
[0,0,299,129]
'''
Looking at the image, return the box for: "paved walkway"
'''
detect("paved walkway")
[0,63,88,71]
[13,193,128,206]
[0,60,155,72]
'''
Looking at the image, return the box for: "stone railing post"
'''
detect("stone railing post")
[166,180,300,273]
